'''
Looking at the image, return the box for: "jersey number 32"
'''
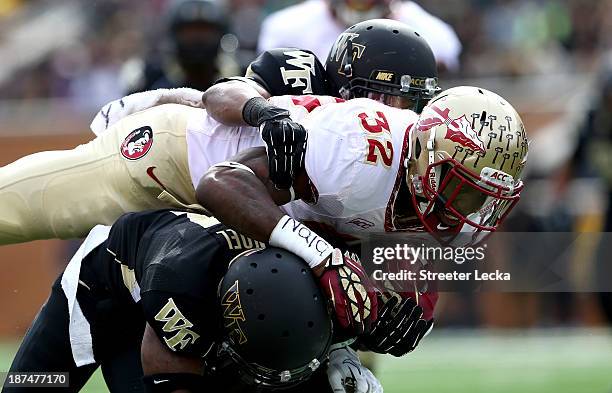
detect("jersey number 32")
[359,111,394,167]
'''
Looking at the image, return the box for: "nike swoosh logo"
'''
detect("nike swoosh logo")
[153,379,169,384]
[146,166,167,190]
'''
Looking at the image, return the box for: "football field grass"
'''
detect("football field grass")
[1,329,611,393]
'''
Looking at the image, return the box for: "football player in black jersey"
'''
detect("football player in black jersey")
[124,0,235,94]
[3,210,390,393]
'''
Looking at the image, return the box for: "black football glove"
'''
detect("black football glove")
[361,294,433,357]
[260,117,307,190]
[242,97,307,190]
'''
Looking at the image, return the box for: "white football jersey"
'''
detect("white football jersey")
[185,95,341,188]
[280,97,419,236]
[185,95,417,236]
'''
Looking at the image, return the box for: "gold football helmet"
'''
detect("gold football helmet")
[406,86,529,233]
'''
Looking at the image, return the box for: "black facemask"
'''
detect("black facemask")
[175,40,221,70]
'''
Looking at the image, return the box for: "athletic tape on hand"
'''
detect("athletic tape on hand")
[269,215,332,269]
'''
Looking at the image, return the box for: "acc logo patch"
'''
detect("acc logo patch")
[121,126,153,160]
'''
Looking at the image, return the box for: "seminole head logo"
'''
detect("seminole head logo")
[417,106,485,153]
[121,126,153,160]
[221,280,248,345]
[329,33,366,76]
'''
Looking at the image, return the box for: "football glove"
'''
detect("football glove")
[242,97,307,190]
[260,117,307,190]
[327,345,383,393]
[319,249,378,336]
[361,294,433,357]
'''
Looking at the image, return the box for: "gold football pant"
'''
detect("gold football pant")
[0,104,202,245]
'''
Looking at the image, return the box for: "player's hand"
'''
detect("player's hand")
[327,346,383,393]
[260,117,307,190]
[318,249,378,336]
[360,294,433,357]
[242,97,307,190]
[90,88,203,135]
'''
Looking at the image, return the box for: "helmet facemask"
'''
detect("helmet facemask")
[408,158,523,233]
[218,342,322,390]
[338,40,440,112]
[346,76,440,112]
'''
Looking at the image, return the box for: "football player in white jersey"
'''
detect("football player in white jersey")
[198,86,529,259]
[193,85,528,358]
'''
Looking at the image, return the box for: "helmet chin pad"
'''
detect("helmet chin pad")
[409,158,522,233]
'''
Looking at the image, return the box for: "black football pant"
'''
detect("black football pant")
[2,273,145,393]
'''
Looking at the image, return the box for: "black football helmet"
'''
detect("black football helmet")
[165,0,228,70]
[326,19,440,113]
[217,248,333,389]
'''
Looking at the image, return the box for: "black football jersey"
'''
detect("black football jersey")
[221,48,332,96]
[99,210,265,357]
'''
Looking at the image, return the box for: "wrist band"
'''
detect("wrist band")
[269,215,333,269]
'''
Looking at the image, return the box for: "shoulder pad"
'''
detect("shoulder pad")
[246,48,330,96]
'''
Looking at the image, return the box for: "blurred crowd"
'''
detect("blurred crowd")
[1,0,610,104]
[1,0,612,328]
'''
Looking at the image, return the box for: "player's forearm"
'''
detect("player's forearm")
[201,80,270,126]
[198,148,333,273]
[196,164,286,242]
[141,324,203,393]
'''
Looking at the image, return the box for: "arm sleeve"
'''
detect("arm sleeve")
[244,48,330,96]
[106,211,175,269]
[141,267,215,357]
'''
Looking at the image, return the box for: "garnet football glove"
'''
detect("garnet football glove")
[242,97,307,190]
[361,294,433,357]
[319,249,378,336]
[327,345,383,393]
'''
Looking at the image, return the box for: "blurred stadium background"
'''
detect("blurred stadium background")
[1,0,612,392]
